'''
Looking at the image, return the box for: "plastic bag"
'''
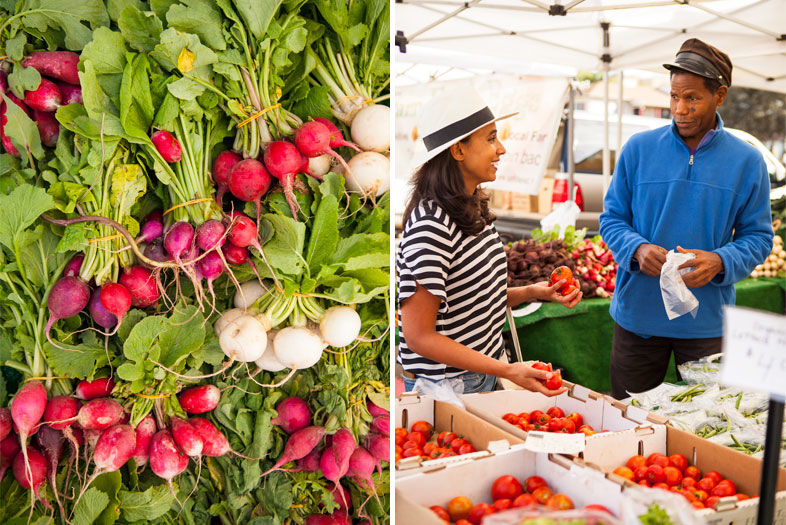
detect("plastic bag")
[660,250,699,320]
[411,377,465,409]
[540,201,580,239]
[620,486,705,525]
[483,507,623,524]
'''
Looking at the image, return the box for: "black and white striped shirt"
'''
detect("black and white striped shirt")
[397,201,508,379]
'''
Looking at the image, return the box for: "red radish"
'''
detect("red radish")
[197,250,224,298]
[36,424,65,516]
[319,447,344,489]
[57,82,82,105]
[330,428,356,472]
[263,141,305,219]
[371,415,390,437]
[1,112,20,157]
[227,213,262,252]
[84,428,103,448]
[32,109,59,147]
[119,265,159,308]
[43,396,80,430]
[271,397,311,434]
[12,447,51,508]
[330,483,351,512]
[222,242,249,266]
[131,414,156,467]
[75,398,125,430]
[22,51,80,85]
[137,209,164,243]
[149,430,189,480]
[305,513,351,525]
[10,381,47,487]
[89,286,117,329]
[261,425,325,477]
[23,77,61,112]
[45,275,91,349]
[367,400,388,418]
[99,282,132,328]
[227,158,272,225]
[144,238,169,264]
[75,378,115,401]
[151,130,181,162]
[189,417,231,457]
[178,385,221,414]
[296,447,322,473]
[213,150,241,205]
[365,432,389,475]
[170,417,203,457]
[164,221,194,261]
[196,220,226,252]
[347,447,380,504]
[0,434,20,482]
[314,117,360,152]
[93,425,136,472]
[0,408,10,440]
[64,253,84,278]
[294,120,351,175]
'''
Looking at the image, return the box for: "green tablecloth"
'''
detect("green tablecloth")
[504,277,786,394]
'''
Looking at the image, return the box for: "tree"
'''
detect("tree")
[721,87,786,143]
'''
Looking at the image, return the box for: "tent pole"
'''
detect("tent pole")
[610,70,624,197]
[568,81,575,203]
[603,68,610,197]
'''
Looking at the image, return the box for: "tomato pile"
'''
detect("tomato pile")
[394,420,477,464]
[612,453,756,510]
[531,361,563,391]
[501,405,600,435]
[428,474,614,524]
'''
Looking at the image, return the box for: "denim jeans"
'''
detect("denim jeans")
[403,371,497,394]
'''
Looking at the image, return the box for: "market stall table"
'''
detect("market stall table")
[504,277,786,393]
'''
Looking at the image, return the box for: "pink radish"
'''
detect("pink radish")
[296,447,322,473]
[263,141,305,219]
[196,219,226,252]
[0,408,10,440]
[365,432,389,475]
[0,434,20,482]
[22,51,80,85]
[271,397,311,434]
[1,110,20,157]
[149,430,189,480]
[212,150,241,205]
[189,418,231,457]
[260,425,325,477]
[151,130,182,162]
[89,286,117,329]
[197,250,224,300]
[131,414,156,467]
[36,424,65,516]
[222,242,249,266]
[370,415,390,437]
[74,398,125,430]
[10,380,47,494]
[75,377,115,400]
[294,120,351,175]
[32,109,59,147]
[93,425,136,472]
[347,447,379,499]
[170,417,203,457]
[366,400,388,418]
[119,265,159,308]
[227,158,272,225]
[99,282,132,328]
[330,483,351,512]
[12,447,51,508]
[322,429,355,508]
[23,77,61,112]
[64,253,84,278]
[164,221,194,262]
[43,396,80,430]
[45,275,90,349]
[227,213,262,253]
[137,209,164,243]
[57,82,82,105]
[144,238,169,264]
[178,385,221,414]
[314,117,360,152]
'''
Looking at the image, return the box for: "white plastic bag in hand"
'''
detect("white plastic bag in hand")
[412,378,465,408]
[660,250,699,320]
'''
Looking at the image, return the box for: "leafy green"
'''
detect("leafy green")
[72,487,110,525]
[118,484,176,522]
[7,64,40,99]
[1,94,45,164]
[0,184,54,252]
[8,0,110,51]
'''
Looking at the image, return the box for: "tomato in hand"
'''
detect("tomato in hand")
[491,475,524,501]
[447,496,473,521]
[544,370,563,390]
[549,266,573,288]
[546,406,565,419]
[531,362,552,372]
[467,502,494,525]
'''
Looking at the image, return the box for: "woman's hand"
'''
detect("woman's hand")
[529,280,582,308]
[502,362,568,396]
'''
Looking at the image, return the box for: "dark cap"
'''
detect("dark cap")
[663,38,732,87]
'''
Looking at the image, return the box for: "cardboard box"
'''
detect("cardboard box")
[461,383,667,465]
[581,424,786,524]
[489,176,554,214]
[395,393,523,477]
[396,443,635,525]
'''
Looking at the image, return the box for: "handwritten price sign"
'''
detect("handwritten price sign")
[720,306,786,399]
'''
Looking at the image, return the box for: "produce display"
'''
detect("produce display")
[394,421,477,464]
[612,453,755,511]
[504,240,575,289]
[427,474,617,524]
[570,237,617,298]
[0,1,390,523]
[749,231,785,278]
[501,405,598,435]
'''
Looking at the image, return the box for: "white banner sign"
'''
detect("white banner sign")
[395,75,568,198]
[720,306,786,399]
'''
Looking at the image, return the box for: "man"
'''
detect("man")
[600,39,773,399]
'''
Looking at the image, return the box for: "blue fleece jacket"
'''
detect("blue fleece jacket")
[599,115,773,338]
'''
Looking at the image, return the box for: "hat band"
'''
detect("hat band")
[422,106,495,151]
[674,51,728,86]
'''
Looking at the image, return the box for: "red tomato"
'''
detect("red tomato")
[613,466,634,481]
[736,493,749,501]
[691,500,706,510]
[652,482,670,491]
[566,412,583,428]
[455,521,472,525]
[704,471,723,484]
[634,466,649,482]
[560,419,576,434]
[491,475,524,501]
[524,475,548,493]
[531,362,552,372]
[402,440,420,450]
[492,498,512,512]
[447,497,473,522]
[423,443,437,456]
[394,427,407,446]
[410,420,433,438]
[697,477,716,492]
[584,504,613,515]
[450,438,469,453]
[577,425,595,436]
[430,506,450,521]
[438,431,457,448]
[502,413,518,425]
[429,447,444,459]
[512,493,538,508]
[668,454,688,472]
[458,443,476,455]
[549,266,573,287]
[547,418,563,433]
[663,466,683,486]
[531,486,553,505]
[560,282,578,296]
[681,477,697,490]
[684,466,701,480]
[646,453,669,468]
[536,413,552,425]
[406,431,427,448]
[645,465,665,484]
[544,370,563,390]
[546,406,565,419]
[545,493,574,510]
[691,489,709,502]
[711,482,736,498]
[467,503,494,525]
[627,455,647,471]
[638,479,650,487]
[529,410,544,422]
[401,447,422,458]
[517,412,531,424]
[705,496,720,510]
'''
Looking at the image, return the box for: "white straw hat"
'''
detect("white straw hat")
[412,84,517,167]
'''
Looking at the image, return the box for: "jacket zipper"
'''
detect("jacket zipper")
[689,154,694,165]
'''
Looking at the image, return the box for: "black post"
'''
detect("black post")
[757,397,784,524]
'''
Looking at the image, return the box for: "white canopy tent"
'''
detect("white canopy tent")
[396,0,786,197]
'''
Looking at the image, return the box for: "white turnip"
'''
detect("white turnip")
[319,306,361,348]
[350,104,390,152]
[234,280,267,309]
[218,314,268,362]
[255,331,286,372]
[273,326,325,370]
[343,152,389,198]
[308,154,332,178]
[214,308,246,337]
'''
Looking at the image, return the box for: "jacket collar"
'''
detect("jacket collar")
[671,113,724,153]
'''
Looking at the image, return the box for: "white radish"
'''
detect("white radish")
[273,327,325,369]
[234,280,267,309]
[344,152,389,198]
[255,331,287,372]
[350,104,390,152]
[320,306,361,347]
[219,315,267,362]
[214,308,246,337]
[308,154,333,177]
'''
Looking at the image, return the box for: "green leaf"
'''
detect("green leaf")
[55,222,91,253]
[331,232,388,268]
[116,363,143,381]
[153,92,180,130]
[291,85,332,121]
[166,76,204,100]
[110,164,147,222]
[118,484,175,522]
[305,194,339,272]
[7,64,40,98]
[258,471,293,515]
[78,60,118,122]
[43,342,108,379]
[123,315,167,363]
[80,27,127,78]
[21,0,110,50]
[166,0,227,51]
[5,34,26,61]
[262,214,306,275]
[118,5,163,53]
[1,94,45,164]
[233,0,281,40]
[0,183,54,252]
[119,54,155,139]
[157,304,205,368]
[150,28,217,80]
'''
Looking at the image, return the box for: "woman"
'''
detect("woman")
[397,85,582,395]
